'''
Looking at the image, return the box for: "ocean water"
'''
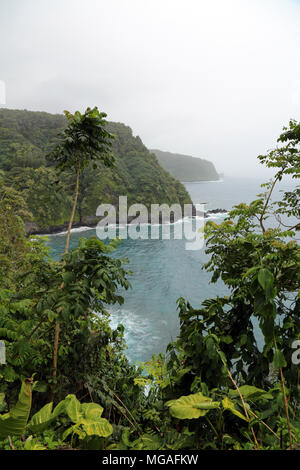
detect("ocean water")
[45,176,296,364]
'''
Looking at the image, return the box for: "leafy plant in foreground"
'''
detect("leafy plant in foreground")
[133,121,300,450]
[48,107,115,397]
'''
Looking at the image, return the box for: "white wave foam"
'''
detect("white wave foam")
[96,216,199,230]
[46,213,226,238]
[108,308,166,362]
[109,308,152,339]
[205,212,229,220]
[45,226,95,237]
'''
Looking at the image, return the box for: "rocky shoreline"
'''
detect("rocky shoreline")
[25,207,228,236]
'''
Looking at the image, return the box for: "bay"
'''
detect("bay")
[46,176,296,364]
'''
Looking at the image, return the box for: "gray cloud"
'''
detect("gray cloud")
[1,0,300,176]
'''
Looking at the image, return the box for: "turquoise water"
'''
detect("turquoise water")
[45,176,295,363]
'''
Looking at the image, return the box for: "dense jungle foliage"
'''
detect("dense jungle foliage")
[0,108,192,231]
[0,110,299,451]
[151,149,219,182]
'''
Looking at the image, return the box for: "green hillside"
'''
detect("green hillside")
[151,149,219,182]
[0,108,192,231]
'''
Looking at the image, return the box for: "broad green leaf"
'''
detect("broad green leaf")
[273,350,287,369]
[29,395,112,439]
[81,417,113,437]
[46,310,56,322]
[258,269,274,299]
[28,397,68,434]
[28,402,56,434]
[222,397,248,422]
[65,394,83,422]
[0,379,32,438]
[80,402,104,421]
[64,396,112,438]
[166,393,220,419]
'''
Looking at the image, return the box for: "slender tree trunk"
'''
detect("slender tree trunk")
[64,164,81,255]
[259,175,279,234]
[51,163,80,401]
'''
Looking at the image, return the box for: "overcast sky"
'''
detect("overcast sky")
[1,0,300,176]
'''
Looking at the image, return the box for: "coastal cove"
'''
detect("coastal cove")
[45,176,275,364]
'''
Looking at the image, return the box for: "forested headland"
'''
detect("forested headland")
[0,108,192,233]
[151,149,219,182]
